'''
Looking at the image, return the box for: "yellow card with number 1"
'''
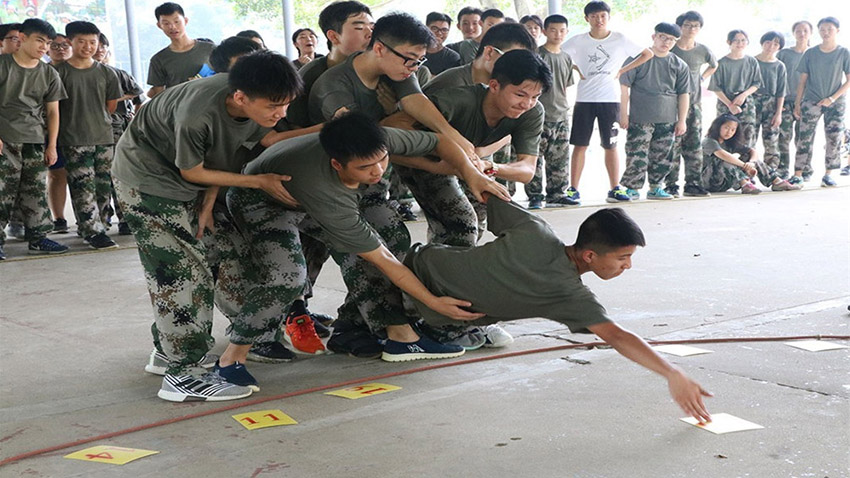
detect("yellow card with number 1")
[325,383,401,399]
[232,409,297,430]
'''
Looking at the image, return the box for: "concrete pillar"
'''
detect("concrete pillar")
[281,0,295,58]
[124,0,143,83]
[548,0,561,15]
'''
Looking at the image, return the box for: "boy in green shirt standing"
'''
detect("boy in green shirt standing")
[753,31,787,174]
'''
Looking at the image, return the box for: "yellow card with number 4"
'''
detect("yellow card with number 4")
[325,383,401,399]
[65,445,158,465]
[232,410,298,430]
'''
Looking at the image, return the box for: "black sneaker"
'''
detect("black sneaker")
[28,237,69,255]
[527,197,543,209]
[309,311,335,327]
[247,341,296,363]
[683,184,711,197]
[664,185,680,198]
[52,218,69,234]
[118,222,132,235]
[327,327,384,359]
[0,244,6,260]
[214,360,259,391]
[85,232,119,250]
[397,203,417,222]
[382,335,465,362]
[311,316,331,338]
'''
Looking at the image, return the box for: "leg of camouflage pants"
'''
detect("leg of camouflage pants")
[493,145,516,196]
[753,94,781,169]
[300,232,330,300]
[822,98,847,171]
[385,164,413,203]
[667,102,704,188]
[645,123,676,188]
[394,164,477,247]
[0,143,52,245]
[717,100,758,148]
[777,101,798,178]
[620,122,654,190]
[794,100,822,174]
[701,154,748,192]
[525,120,570,201]
[115,181,215,374]
[462,183,488,242]
[95,145,115,226]
[61,145,109,238]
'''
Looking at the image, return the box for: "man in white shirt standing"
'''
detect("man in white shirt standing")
[562,1,653,205]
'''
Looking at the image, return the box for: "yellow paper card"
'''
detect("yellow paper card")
[325,383,401,399]
[680,413,764,434]
[232,410,298,430]
[64,445,158,465]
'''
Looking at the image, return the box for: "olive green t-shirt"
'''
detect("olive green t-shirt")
[286,55,330,128]
[427,83,544,155]
[755,60,787,98]
[112,74,269,201]
[54,61,122,146]
[424,47,462,75]
[422,63,474,94]
[451,39,479,64]
[405,199,611,332]
[0,54,66,144]
[308,52,422,124]
[147,40,216,88]
[107,65,144,134]
[241,127,439,254]
[538,46,576,122]
[777,48,804,101]
[796,45,850,103]
[620,53,691,124]
[670,42,717,104]
[708,56,762,99]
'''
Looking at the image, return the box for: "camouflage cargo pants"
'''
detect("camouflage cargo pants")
[492,144,517,196]
[385,165,413,203]
[795,98,846,172]
[60,145,113,238]
[717,99,757,148]
[701,151,777,192]
[525,119,570,202]
[620,122,676,190]
[666,102,703,188]
[777,101,808,178]
[752,94,781,169]
[0,142,52,245]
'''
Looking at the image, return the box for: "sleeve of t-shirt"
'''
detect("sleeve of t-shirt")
[387,74,422,100]
[795,50,812,75]
[44,68,68,103]
[119,70,144,97]
[775,63,787,98]
[104,67,123,101]
[486,198,545,236]
[842,48,850,74]
[425,88,455,123]
[748,57,762,90]
[565,55,576,87]
[620,33,645,58]
[147,55,166,87]
[301,198,382,254]
[446,42,460,53]
[707,63,723,92]
[619,57,638,87]
[173,120,209,170]
[705,45,718,68]
[511,104,544,156]
[561,36,579,59]
[313,76,358,121]
[702,137,723,156]
[384,128,439,156]
[555,286,612,334]
[675,61,691,95]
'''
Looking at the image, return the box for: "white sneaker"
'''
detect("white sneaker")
[144,349,219,376]
[482,325,513,348]
[158,372,253,402]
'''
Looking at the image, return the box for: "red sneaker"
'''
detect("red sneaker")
[285,314,326,354]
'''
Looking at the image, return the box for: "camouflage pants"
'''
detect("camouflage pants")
[394,164,477,247]
[385,165,413,203]
[620,122,676,189]
[525,120,570,201]
[463,184,488,243]
[778,101,809,179]
[666,102,703,188]
[795,98,846,172]
[752,94,781,169]
[701,151,777,192]
[717,99,757,148]
[0,142,52,245]
[492,144,517,196]
[60,145,113,237]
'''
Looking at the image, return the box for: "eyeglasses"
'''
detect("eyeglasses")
[656,35,677,43]
[429,26,450,35]
[490,46,505,55]
[378,39,427,68]
[681,23,701,29]
[3,36,21,43]
[50,43,71,50]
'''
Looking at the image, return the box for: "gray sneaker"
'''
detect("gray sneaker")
[144,349,219,376]
[158,372,253,402]
[447,327,487,350]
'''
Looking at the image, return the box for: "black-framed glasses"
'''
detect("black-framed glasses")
[378,39,427,68]
[50,43,71,50]
[429,26,450,35]
[3,35,21,42]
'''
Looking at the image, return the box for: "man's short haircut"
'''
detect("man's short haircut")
[726,29,748,43]
[491,49,553,93]
[475,23,536,59]
[675,11,704,27]
[520,15,543,29]
[210,36,262,73]
[426,12,452,26]
[480,8,504,23]
[817,17,840,29]
[791,20,813,32]
[236,29,265,46]
[760,30,785,49]
[319,112,388,166]
[456,6,483,23]
[544,14,568,29]
[155,2,184,20]
[584,1,611,16]
[369,11,434,49]
[655,22,681,38]
[575,208,645,253]
[228,51,303,102]
[98,32,109,46]
[65,21,100,40]
[0,23,23,39]
[20,19,56,39]
[319,1,372,50]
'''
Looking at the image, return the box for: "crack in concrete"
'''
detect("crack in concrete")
[696,366,840,398]
[516,332,612,348]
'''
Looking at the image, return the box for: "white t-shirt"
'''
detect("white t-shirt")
[563,31,644,103]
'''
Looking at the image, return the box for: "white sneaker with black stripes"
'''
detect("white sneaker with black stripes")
[144,349,219,376]
[158,372,253,402]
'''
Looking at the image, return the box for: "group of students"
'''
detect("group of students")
[2,1,846,423]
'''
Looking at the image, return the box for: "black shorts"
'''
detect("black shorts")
[569,102,620,149]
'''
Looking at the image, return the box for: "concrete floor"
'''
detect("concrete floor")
[1,183,848,477]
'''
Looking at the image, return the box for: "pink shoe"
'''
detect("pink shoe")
[741,181,761,195]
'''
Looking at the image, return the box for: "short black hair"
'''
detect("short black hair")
[236,29,265,47]
[544,14,568,29]
[491,49,552,93]
[319,1,372,50]
[0,23,23,39]
[65,21,100,40]
[20,19,56,39]
[319,112,388,165]
[456,7,482,23]
[369,11,434,49]
[817,17,840,29]
[520,15,543,29]
[706,113,745,151]
[575,208,645,253]
[292,27,318,54]
[210,36,262,73]
[584,1,611,16]
[792,20,813,33]
[726,29,748,43]
[675,11,704,28]
[476,23,536,59]
[98,32,109,46]
[760,30,785,49]
[655,22,681,38]
[426,12,452,26]
[228,50,303,103]
[155,2,184,20]
[480,8,504,23]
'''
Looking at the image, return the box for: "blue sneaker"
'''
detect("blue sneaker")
[606,185,632,203]
[646,187,674,200]
[625,188,640,199]
[382,335,465,362]
[28,237,69,255]
[214,361,260,391]
[527,197,543,209]
[564,186,581,205]
[788,176,804,188]
[0,244,6,260]
[821,175,837,187]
